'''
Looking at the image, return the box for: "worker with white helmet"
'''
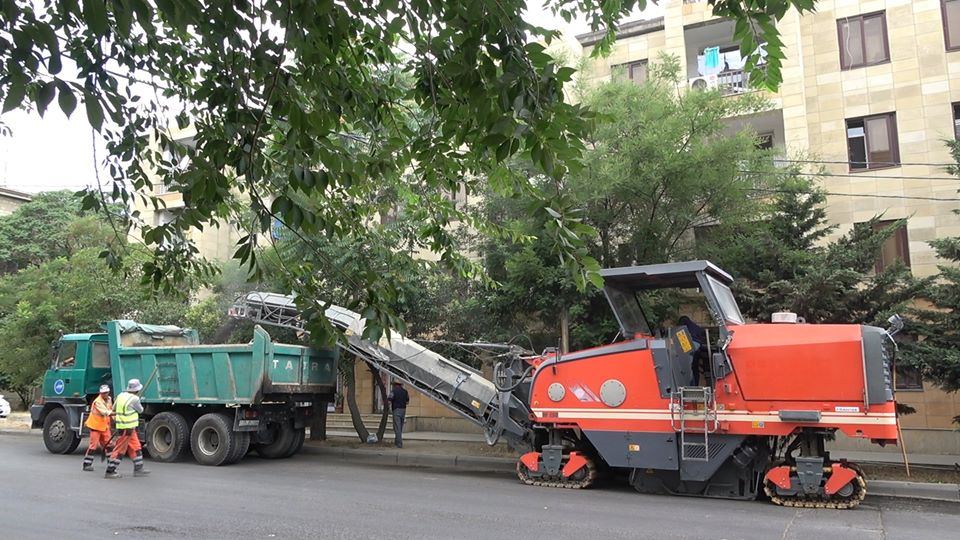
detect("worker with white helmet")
[104,378,150,479]
[81,384,114,472]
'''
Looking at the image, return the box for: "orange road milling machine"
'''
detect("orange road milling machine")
[233,260,902,508]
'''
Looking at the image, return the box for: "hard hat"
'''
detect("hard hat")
[99,384,111,394]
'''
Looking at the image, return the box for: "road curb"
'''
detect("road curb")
[301,444,515,473]
[868,480,960,502]
[0,429,36,437]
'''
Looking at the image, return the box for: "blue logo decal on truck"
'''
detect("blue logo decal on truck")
[54,379,64,395]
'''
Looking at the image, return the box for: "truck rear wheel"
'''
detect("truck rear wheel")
[226,431,251,464]
[255,419,297,459]
[190,412,236,466]
[147,412,190,462]
[42,408,80,454]
[282,428,306,458]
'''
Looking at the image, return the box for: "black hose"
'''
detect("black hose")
[493,363,534,392]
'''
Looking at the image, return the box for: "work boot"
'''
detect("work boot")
[104,470,122,479]
[82,454,95,471]
[82,463,94,472]
[133,451,150,476]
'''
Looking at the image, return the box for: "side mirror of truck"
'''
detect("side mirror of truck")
[49,340,61,370]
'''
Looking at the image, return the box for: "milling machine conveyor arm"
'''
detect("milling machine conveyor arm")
[229,292,532,450]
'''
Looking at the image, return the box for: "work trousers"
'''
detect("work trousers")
[392,408,406,448]
[82,429,112,469]
[106,429,144,473]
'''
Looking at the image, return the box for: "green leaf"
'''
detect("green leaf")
[37,80,56,116]
[2,77,26,113]
[83,0,110,35]
[84,91,104,131]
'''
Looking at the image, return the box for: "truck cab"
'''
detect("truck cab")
[31,332,112,454]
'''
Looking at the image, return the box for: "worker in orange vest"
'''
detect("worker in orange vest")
[82,384,114,472]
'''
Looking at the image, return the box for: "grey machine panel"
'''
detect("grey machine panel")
[649,331,694,399]
[861,325,894,405]
[650,340,674,399]
[678,434,746,482]
[584,431,679,470]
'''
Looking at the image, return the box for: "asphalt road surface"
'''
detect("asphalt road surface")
[1,434,958,540]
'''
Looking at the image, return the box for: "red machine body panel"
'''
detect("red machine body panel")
[727,324,865,402]
[528,325,898,442]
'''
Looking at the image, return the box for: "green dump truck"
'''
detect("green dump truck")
[30,320,337,466]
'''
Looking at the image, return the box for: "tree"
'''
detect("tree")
[0,0,817,343]
[435,56,783,352]
[0,247,192,407]
[702,174,925,327]
[0,190,114,272]
[573,54,775,267]
[901,139,960,418]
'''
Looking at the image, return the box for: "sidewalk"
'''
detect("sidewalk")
[326,429,960,467]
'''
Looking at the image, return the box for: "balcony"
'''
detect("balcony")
[684,19,766,97]
[688,69,751,96]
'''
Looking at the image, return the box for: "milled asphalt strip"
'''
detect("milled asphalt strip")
[301,445,960,502]
[5,428,957,502]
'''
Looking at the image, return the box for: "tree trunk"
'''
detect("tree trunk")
[13,386,31,411]
[310,400,327,441]
[560,306,570,353]
[369,365,390,443]
[343,357,370,442]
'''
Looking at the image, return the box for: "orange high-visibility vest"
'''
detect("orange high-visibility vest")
[85,395,111,432]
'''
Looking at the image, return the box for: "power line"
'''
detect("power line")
[740,169,960,182]
[747,188,960,203]
[772,158,958,168]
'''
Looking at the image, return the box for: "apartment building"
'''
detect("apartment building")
[576,1,960,447]
[134,127,246,262]
[0,186,31,216]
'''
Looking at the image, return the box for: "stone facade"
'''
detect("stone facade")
[0,187,31,216]
[133,127,245,264]
[577,0,960,432]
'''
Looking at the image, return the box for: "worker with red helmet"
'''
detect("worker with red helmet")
[81,384,114,472]
[104,378,151,479]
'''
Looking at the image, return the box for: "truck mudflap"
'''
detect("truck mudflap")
[29,404,44,428]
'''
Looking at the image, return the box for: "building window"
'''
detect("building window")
[872,219,911,272]
[756,133,774,150]
[895,365,923,391]
[615,60,648,85]
[837,12,889,69]
[846,113,899,170]
[953,102,960,139]
[944,0,960,51]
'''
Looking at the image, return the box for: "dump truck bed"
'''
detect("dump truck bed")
[105,320,336,404]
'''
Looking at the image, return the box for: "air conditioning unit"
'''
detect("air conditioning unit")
[689,74,719,90]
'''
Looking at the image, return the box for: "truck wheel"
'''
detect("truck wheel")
[226,431,251,465]
[42,408,80,454]
[255,420,296,459]
[282,428,306,458]
[147,412,190,462]
[190,412,236,466]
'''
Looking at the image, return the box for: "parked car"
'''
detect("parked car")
[0,395,10,418]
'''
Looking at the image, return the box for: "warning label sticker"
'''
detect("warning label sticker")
[834,406,861,413]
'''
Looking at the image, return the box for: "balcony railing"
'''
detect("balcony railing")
[717,69,750,95]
